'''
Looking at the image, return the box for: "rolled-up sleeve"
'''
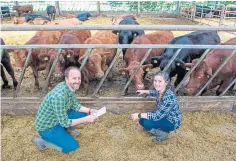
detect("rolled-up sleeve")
[147,95,175,121]
[52,97,72,128]
[149,90,159,97]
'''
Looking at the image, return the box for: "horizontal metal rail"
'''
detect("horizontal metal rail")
[2,44,236,49]
[1,25,236,31]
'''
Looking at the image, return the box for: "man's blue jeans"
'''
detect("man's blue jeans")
[38,110,87,153]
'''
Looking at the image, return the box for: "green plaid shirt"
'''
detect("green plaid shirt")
[35,82,82,131]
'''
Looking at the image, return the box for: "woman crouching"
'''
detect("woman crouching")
[131,71,182,142]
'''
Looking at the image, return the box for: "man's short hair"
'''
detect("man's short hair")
[64,66,80,78]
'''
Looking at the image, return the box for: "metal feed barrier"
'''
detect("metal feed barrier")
[1,25,236,114]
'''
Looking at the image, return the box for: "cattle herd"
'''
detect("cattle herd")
[1,5,236,96]
[181,5,236,18]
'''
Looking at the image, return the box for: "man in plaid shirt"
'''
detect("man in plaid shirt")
[131,71,182,143]
[33,66,98,153]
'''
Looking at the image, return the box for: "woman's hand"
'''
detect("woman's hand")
[131,113,139,121]
[136,90,149,96]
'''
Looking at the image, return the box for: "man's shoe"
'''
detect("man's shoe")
[32,137,47,151]
[66,127,81,137]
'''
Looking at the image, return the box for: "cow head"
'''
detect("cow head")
[78,51,106,79]
[119,61,153,90]
[13,49,28,72]
[184,61,212,95]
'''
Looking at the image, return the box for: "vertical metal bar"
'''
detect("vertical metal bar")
[196,49,236,96]
[41,48,62,96]
[0,49,3,62]
[79,48,93,71]
[14,48,32,98]
[219,5,225,26]
[175,49,210,92]
[92,50,122,97]
[176,1,180,17]
[121,48,153,95]
[219,77,236,96]
[97,1,101,16]
[137,1,140,16]
[163,48,182,72]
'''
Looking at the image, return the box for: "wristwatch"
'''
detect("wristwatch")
[138,113,141,119]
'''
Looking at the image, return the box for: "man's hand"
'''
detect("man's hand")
[91,109,99,116]
[131,113,139,121]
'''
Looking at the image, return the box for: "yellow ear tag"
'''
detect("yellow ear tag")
[67,55,70,58]
[122,72,126,75]
[154,60,158,64]
[146,68,150,72]
[186,67,190,71]
[44,57,48,60]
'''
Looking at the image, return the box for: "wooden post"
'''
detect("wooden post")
[55,1,61,16]
[176,1,181,17]
[97,1,100,16]
[137,1,140,17]
[15,1,20,6]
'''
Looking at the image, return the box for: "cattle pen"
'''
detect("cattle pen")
[1,1,236,161]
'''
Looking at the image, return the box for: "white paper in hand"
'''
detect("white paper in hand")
[95,106,107,117]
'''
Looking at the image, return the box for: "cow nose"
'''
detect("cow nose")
[137,84,145,90]
[96,72,104,79]
[15,67,22,73]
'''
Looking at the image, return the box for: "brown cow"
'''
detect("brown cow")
[184,37,236,96]
[27,18,53,25]
[38,30,91,77]
[12,5,33,16]
[119,31,174,91]
[12,16,25,24]
[79,31,118,80]
[13,30,63,90]
[54,18,82,25]
[65,13,76,19]
[214,6,236,17]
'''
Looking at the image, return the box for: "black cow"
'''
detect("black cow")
[25,13,51,22]
[1,38,18,90]
[76,12,92,21]
[195,5,212,17]
[112,17,145,58]
[1,6,10,16]
[46,5,56,20]
[151,31,221,86]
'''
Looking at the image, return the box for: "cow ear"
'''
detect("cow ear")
[112,30,119,35]
[118,67,128,75]
[175,58,185,68]
[66,50,74,58]
[151,56,163,68]
[38,54,50,62]
[142,64,153,72]
[206,67,212,76]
